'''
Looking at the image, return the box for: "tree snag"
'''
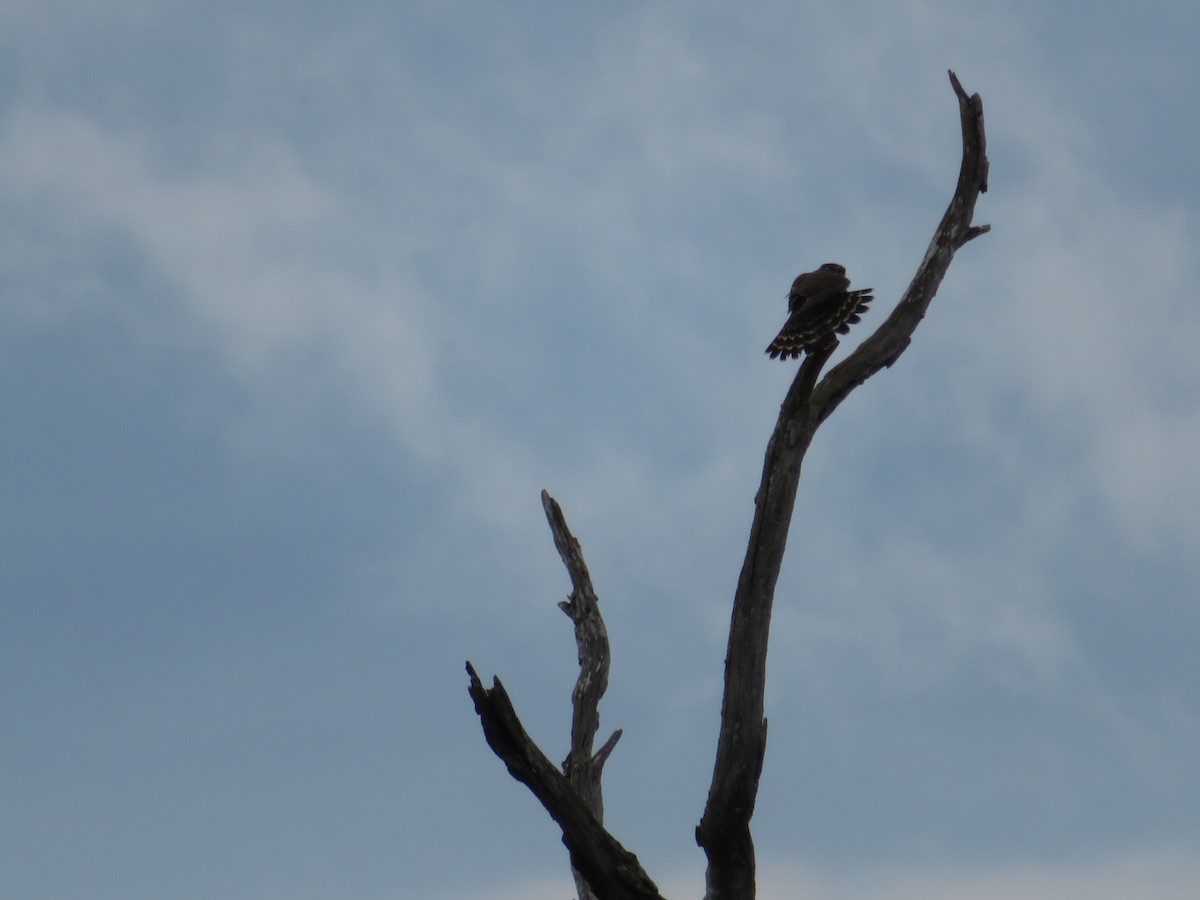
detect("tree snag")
[467,70,989,900]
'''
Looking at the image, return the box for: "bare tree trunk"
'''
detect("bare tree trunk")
[466,70,989,900]
[695,70,989,900]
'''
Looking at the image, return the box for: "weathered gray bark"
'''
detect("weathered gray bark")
[467,70,989,900]
[546,490,626,900]
[694,69,989,900]
[466,491,657,900]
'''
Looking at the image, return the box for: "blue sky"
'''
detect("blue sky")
[3,2,1199,898]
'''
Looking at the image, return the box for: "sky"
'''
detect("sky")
[3,1,1199,898]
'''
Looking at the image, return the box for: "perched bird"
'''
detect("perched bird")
[766,262,874,360]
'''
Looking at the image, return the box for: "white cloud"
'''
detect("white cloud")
[0,105,439,436]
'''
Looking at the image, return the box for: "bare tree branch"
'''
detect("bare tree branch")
[545,489,625,900]
[468,71,988,900]
[466,493,656,900]
[696,70,989,900]
[466,664,662,900]
[812,70,990,424]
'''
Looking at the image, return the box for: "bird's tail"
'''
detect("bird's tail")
[765,288,876,359]
[834,288,875,334]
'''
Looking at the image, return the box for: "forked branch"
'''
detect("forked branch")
[466,663,661,900]
[695,70,989,900]
[467,70,989,900]
[466,494,658,900]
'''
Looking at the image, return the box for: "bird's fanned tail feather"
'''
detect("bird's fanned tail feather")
[766,288,875,359]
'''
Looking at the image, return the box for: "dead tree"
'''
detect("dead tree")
[467,70,989,900]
